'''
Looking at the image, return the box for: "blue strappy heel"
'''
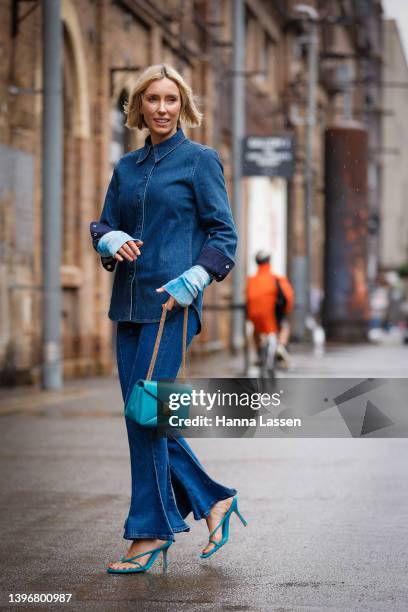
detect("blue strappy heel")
[200,496,248,559]
[107,540,172,574]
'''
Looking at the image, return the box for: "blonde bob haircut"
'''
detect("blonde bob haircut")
[124,64,203,130]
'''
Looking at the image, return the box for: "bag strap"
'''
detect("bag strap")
[146,305,189,381]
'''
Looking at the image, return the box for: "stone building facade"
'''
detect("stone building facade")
[381,19,408,271]
[0,0,384,384]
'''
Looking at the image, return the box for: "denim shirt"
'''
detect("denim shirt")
[89,128,238,331]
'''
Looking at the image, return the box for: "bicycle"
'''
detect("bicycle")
[258,332,278,379]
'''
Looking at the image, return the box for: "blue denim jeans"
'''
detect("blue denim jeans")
[116,306,237,541]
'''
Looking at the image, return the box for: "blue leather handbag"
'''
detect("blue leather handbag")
[124,306,191,427]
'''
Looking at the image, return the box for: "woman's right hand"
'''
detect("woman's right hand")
[114,240,143,262]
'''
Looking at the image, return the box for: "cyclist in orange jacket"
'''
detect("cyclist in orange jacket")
[246,250,294,371]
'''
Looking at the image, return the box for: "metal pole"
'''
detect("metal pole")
[304,16,318,327]
[231,0,245,351]
[292,5,319,339]
[41,0,63,389]
[211,0,222,150]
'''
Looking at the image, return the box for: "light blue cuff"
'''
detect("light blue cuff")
[162,265,211,307]
[96,230,136,257]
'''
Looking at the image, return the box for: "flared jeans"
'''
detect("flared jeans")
[116,306,237,541]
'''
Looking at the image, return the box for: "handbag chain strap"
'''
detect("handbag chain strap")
[146,305,189,382]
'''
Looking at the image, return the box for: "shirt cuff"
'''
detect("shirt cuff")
[162,265,211,307]
[96,230,136,257]
[195,245,235,281]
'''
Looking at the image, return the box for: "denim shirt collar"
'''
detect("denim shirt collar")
[136,127,186,164]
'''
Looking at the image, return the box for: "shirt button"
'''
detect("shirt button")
[93,233,97,236]
[225,264,230,269]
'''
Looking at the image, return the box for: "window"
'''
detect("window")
[110,90,130,166]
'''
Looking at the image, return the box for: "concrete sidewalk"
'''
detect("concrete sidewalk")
[0,344,408,611]
[188,338,408,378]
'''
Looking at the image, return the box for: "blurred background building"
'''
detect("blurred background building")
[1,0,406,386]
[381,18,408,272]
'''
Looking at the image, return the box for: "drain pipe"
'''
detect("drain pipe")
[41,0,63,389]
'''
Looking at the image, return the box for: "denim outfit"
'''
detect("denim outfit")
[98,219,212,307]
[117,308,237,540]
[90,128,238,541]
[90,127,237,331]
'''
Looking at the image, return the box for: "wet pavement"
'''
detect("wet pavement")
[1,342,408,611]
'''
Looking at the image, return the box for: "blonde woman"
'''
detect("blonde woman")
[90,64,247,574]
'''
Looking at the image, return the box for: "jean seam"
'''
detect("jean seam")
[170,436,207,472]
[151,438,175,537]
[169,462,202,510]
[166,461,188,529]
[190,146,209,183]
[123,325,148,405]
[116,327,128,401]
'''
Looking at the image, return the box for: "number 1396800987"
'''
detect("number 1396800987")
[9,593,72,604]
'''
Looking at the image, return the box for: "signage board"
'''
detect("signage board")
[243,135,295,178]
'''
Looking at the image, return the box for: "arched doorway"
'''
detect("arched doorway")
[60,0,92,376]
[61,25,79,366]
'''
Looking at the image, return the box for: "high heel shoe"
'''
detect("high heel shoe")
[107,540,172,574]
[200,496,248,559]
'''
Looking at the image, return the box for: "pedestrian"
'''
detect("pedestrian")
[90,64,247,574]
[246,250,294,373]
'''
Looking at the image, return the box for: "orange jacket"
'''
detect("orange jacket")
[246,263,294,333]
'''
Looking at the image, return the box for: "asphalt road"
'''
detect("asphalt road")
[0,343,407,611]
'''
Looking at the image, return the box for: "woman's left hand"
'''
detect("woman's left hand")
[156,287,180,311]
